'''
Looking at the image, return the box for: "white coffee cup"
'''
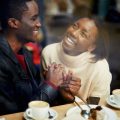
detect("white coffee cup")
[26,100,49,120]
[112,89,120,105]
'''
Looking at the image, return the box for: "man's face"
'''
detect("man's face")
[62,18,98,56]
[16,1,41,43]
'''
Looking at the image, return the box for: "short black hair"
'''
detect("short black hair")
[0,0,37,31]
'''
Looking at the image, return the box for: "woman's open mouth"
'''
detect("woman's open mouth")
[64,34,77,47]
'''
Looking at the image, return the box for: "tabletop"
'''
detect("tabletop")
[0,99,120,120]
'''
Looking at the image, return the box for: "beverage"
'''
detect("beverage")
[112,89,120,105]
[26,100,49,120]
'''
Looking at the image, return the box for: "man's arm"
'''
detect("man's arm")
[39,62,64,104]
[0,75,18,115]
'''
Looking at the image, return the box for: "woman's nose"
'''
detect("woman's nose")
[72,29,80,37]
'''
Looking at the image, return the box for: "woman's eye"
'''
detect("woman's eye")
[80,32,88,38]
[81,33,85,37]
[72,23,78,29]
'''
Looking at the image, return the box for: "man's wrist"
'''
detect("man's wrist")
[45,81,58,90]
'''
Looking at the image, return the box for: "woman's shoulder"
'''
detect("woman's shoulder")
[95,59,111,74]
[42,43,60,53]
[45,42,60,49]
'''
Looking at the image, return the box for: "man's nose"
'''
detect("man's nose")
[36,21,41,28]
[36,18,41,28]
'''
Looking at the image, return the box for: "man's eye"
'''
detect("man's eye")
[31,16,39,21]
[31,17,37,21]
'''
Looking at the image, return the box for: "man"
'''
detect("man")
[0,0,81,115]
[41,18,112,101]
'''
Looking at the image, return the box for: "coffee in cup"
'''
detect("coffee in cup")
[112,89,120,105]
[26,100,49,120]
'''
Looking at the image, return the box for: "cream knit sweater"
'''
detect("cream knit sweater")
[41,43,112,100]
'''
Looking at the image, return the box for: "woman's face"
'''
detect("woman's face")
[62,18,98,56]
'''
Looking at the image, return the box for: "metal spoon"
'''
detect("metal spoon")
[69,91,91,119]
[74,99,90,119]
[48,111,53,119]
[78,96,91,109]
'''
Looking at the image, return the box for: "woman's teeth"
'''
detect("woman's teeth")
[67,37,75,45]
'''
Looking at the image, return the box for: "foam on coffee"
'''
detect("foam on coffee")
[113,89,120,95]
[29,101,48,108]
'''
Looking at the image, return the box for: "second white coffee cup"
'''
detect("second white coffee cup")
[26,100,50,120]
[112,89,120,105]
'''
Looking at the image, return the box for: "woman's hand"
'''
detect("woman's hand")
[59,71,81,101]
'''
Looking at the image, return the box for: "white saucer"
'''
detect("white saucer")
[63,105,117,120]
[106,95,120,109]
[24,108,58,120]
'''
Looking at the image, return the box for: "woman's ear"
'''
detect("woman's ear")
[88,44,96,52]
[8,18,20,29]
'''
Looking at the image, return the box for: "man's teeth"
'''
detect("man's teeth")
[33,31,38,34]
[33,31,39,36]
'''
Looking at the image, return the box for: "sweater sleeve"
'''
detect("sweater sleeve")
[90,60,112,99]
[41,47,49,71]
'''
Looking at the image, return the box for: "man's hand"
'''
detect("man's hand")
[46,62,65,87]
[59,71,81,101]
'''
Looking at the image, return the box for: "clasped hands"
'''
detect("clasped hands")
[45,62,81,101]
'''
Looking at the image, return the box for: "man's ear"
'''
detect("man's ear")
[8,18,20,29]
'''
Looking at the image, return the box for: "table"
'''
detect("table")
[0,101,120,120]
